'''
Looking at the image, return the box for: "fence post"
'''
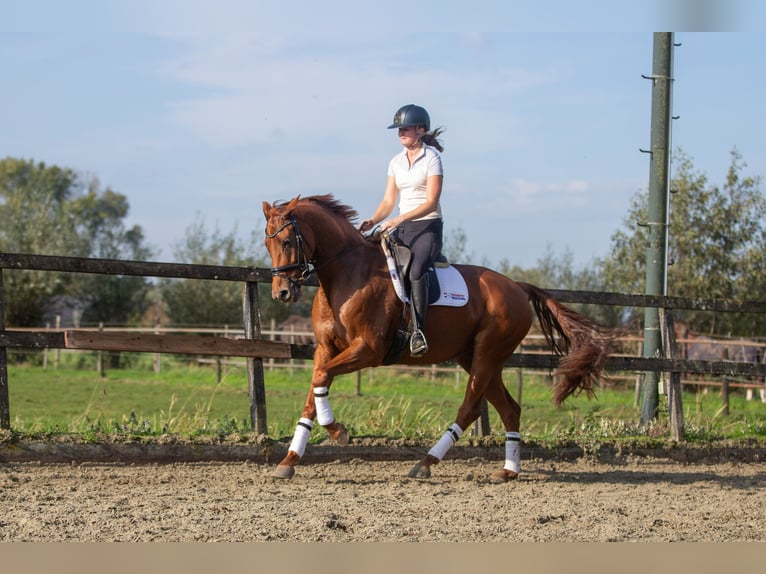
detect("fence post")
[243,281,268,434]
[660,309,684,441]
[0,269,10,429]
[43,322,50,368]
[55,314,61,369]
[472,398,490,437]
[288,324,295,376]
[153,318,161,374]
[97,322,105,378]
[268,318,276,372]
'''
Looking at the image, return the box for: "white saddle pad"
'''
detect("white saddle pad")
[393,265,469,307]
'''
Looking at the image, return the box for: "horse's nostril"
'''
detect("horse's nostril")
[279,289,291,302]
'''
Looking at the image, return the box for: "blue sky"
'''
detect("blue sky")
[2,1,764,268]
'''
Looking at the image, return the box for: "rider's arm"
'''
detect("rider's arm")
[360,176,398,232]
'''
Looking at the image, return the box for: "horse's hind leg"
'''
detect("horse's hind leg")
[408,363,500,480]
[483,376,522,483]
[408,368,523,482]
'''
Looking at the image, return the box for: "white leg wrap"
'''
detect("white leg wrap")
[428,423,463,461]
[313,386,335,426]
[504,431,521,473]
[287,418,313,457]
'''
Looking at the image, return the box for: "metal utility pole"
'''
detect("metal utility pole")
[640,33,674,426]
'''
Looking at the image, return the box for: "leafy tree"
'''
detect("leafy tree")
[600,148,766,336]
[0,158,86,253]
[499,244,586,289]
[70,180,156,326]
[159,217,296,328]
[1,158,83,325]
[442,224,471,264]
[499,244,617,325]
[1,157,153,328]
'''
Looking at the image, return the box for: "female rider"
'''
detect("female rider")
[359,104,445,357]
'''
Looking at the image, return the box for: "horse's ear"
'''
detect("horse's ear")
[262,201,272,220]
[285,195,301,213]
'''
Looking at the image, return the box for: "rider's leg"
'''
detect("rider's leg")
[409,274,429,356]
[400,220,441,357]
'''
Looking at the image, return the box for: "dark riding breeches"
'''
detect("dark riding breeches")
[394,218,443,282]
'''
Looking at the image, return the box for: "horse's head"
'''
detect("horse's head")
[262,196,315,303]
[263,193,364,303]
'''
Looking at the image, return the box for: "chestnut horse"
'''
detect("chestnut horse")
[263,194,615,482]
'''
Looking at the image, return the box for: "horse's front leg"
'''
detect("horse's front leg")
[311,365,350,445]
[272,383,347,479]
[273,340,374,479]
[272,386,318,479]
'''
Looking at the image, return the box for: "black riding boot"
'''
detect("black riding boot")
[409,275,429,357]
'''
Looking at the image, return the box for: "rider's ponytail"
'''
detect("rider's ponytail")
[421,127,445,153]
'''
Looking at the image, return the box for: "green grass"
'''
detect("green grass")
[5,352,766,446]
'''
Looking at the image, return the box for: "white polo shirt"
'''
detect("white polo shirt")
[387,144,443,221]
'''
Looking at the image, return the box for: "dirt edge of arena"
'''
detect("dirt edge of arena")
[2,432,766,465]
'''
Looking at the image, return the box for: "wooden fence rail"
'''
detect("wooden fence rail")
[2,252,765,437]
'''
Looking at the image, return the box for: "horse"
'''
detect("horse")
[674,320,765,400]
[262,194,616,482]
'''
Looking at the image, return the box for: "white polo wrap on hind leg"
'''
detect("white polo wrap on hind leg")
[504,431,521,473]
[288,417,313,457]
[313,386,335,426]
[428,423,463,460]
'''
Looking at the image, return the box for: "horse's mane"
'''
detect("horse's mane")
[277,194,359,225]
[274,193,359,224]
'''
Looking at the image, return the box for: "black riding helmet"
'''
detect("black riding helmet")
[387,104,430,131]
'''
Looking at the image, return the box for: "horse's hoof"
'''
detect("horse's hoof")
[408,463,431,479]
[489,469,519,483]
[273,464,296,479]
[331,423,349,446]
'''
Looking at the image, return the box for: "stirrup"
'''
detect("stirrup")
[409,329,428,357]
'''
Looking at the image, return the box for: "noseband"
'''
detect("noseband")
[265,216,316,284]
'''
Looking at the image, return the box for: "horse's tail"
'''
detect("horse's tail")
[517,282,617,406]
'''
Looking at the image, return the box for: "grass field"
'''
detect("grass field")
[5,351,766,445]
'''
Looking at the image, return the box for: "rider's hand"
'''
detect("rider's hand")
[359,219,375,233]
[380,216,402,232]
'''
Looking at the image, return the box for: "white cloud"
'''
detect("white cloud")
[506,178,590,208]
[159,47,559,152]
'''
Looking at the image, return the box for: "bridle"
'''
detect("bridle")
[265,215,316,284]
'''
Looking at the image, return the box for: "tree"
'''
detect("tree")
[499,244,618,325]
[70,180,156,327]
[159,217,296,328]
[442,224,471,264]
[1,157,154,328]
[600,149,766,336]
[1,158,83,325]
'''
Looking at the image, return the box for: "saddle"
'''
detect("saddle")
[382,234,447,304]
[378,233,468,364]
